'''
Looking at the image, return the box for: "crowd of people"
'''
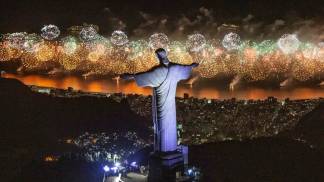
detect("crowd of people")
[63,131,149,163]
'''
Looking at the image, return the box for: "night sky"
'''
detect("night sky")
[1,0,324,37]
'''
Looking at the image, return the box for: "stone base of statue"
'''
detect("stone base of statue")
[148,151,184,182]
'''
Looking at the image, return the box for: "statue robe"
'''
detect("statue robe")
[134,63,193,152]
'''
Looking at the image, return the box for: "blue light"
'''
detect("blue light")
[188,169,193,175]
[130,161,137,167]
[114,162,121,167]
[111,166,118,173]
[103,165,110,172]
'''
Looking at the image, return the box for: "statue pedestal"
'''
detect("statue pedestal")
[148,151,184,182]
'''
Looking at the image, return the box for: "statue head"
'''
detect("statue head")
[155,48,169,66]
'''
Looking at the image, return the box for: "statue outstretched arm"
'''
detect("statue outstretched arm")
[120,69,156,80]
[121,66,167,87]
[174,62,199,80]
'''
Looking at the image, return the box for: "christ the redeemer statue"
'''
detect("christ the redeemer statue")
[121,48,198,153]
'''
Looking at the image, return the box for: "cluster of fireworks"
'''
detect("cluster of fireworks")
[1,24,324,83]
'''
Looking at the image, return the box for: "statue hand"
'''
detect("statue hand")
[120,73,134,80]
[191,63,199,68]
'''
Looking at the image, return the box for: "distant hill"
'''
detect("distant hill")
[294,102,324,150]
[190,138,324,182]
[0,77,33,96]
[0,77,150,141]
